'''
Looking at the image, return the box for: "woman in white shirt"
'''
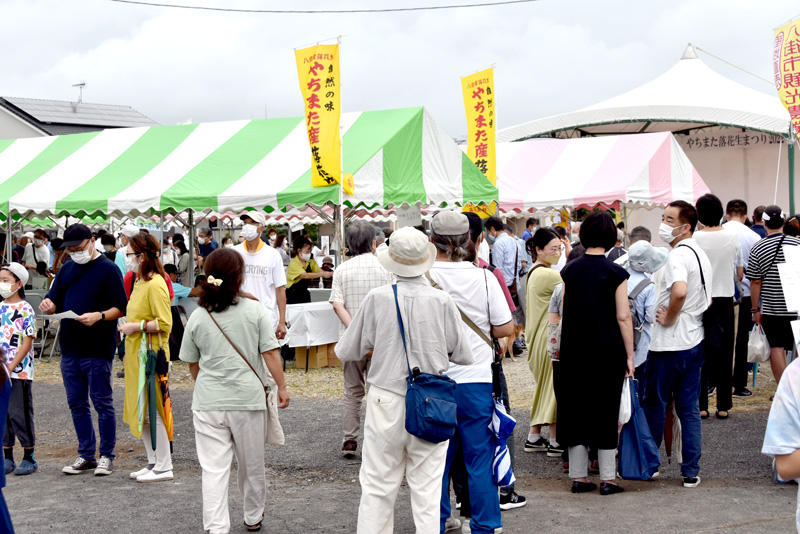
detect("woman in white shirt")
[428,212,514,534]
[693,194,743,419]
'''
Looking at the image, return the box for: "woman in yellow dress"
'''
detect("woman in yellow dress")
[524,228,564,457]
[118,233,174,483]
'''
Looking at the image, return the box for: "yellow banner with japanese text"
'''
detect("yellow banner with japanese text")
[462,68,496,185]
[295,44,351,194]
[774,20,800,140]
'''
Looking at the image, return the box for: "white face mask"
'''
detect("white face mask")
[269,235,276,242]
[300,252,311,261]
[69,245,93,265]
[125,253,139,272]
[225,244,234,248]
[104,245,114,253]
[0,283,18,299]
[198,237,208,245]
[241,224,260,242]
[34,238,43,247]
[658,222,685,245]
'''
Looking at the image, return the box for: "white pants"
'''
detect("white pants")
[142,412,172,472]
[193,410,266,534]
[358,385,448,534]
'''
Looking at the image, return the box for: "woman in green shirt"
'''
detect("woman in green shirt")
[180,248,290,533]
[285,235,331,304]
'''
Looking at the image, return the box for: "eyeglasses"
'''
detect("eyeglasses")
[126,252,142,258]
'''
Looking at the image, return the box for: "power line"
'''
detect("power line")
[109,0,539,13]
[695,46,772,86]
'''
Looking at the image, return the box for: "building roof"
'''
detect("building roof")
[0,96,158,136]
[498,44,792,141]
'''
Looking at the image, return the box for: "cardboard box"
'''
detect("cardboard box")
[295,343,341,369]
[327,344,341,367]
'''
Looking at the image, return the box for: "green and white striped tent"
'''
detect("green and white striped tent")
[0,106,496,219]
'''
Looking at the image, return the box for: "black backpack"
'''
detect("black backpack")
[628,279,653,351]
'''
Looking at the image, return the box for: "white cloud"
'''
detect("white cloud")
[1,0,798,135]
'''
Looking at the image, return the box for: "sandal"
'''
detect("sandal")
[245,515,264,532]
[700,411,710,419]
[715,410,729,420]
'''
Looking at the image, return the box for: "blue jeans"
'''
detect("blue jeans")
[61,356,116,460]
[641,342,704,477]
[440,383,501,534]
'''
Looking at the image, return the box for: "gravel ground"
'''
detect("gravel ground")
[3,357,796,534]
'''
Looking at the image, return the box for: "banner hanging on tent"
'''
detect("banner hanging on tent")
[774,19,800,140]
[296,43,349,192]
[462,67,496,217]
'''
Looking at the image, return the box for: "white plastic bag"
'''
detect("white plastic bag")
[619,378,632,425]
[747,324,770,363]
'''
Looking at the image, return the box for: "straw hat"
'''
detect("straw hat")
[377,227,436,277]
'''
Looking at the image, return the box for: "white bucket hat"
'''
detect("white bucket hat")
[627,241,668,274]
[377,227,436,277]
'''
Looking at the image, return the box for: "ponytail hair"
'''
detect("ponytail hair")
[430,230,470,262]
[198,248,245,313]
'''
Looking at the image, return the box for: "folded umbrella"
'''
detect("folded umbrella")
[145,343,158,451]
[490,400,517,487]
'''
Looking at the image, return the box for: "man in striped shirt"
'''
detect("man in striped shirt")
[330,222,394,459]
[747,205,800,385]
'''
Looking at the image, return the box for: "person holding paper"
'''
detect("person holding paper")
[39,224,127,477]
[747,205,800,386]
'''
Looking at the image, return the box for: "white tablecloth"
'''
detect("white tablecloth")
[286,302,340,347]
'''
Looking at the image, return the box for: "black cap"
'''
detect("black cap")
[61,224,93,248]
[763,205,786,230]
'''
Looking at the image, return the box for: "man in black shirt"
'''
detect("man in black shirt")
[40,224,127,476]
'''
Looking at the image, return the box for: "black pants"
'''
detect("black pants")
[700,297,734,412]
[732,299,752,391]
[4,379,35,448]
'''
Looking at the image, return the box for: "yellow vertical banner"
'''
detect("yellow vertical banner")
[775,20,800,140]
[462,68,497,185]
[295,43,350,193]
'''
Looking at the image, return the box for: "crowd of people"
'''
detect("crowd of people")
[0,197,797,533]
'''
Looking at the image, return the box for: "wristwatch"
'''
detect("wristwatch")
[100,312,106,321]
[751,307,760,314]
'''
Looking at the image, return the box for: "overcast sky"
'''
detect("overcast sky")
[2,0,798,136]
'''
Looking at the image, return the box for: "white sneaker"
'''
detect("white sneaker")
[130,466,152,479]
[94,456,113,476]
[445,515,462,532]
[137,470,173,483]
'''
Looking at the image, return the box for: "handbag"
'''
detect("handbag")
[206,310,285,446]
[617,377,660,480]
[392,284,458,444]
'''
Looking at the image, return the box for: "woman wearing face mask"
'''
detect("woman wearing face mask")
[174,241,192,286]
[221,236,234,248]
[274,235,290,268]
[117,233,174,483]
[267,230,278,247]
[523,228,564,457]
[285,235,331,304]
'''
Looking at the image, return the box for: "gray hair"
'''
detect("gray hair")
[629,226,651,244]
[347,221,377,256]
[616,229,625,243]
[430,230,470,262]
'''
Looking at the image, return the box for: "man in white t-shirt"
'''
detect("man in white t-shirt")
[235,211,287,341]
[723,199,762,397]
[641,200,712,490]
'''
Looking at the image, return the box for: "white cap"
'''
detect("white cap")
[239,210,267,227]
[3,262,28,286]
[23,231,34,240]
[119,224,140,239]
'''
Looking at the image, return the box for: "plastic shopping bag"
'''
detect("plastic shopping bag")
[747,324,770,363]
[618,377,661,481]
[618,377,632,425]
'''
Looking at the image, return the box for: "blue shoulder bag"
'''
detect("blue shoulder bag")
[392,284,458,443]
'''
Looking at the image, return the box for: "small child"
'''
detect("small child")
[0,263,37,476]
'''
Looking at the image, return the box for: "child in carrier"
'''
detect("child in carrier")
[0,263,38,476]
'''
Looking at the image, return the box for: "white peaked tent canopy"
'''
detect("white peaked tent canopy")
[498,44,792,140]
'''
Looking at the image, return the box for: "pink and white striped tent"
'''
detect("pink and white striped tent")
[496,132,710,214]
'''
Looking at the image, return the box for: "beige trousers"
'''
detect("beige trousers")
[193,410,266,534]
[342,359,370,442]
[358,385,448,534]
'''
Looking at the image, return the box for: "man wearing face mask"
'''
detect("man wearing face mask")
[100,234,125,275]
[23,230,53,289]
[235,211,288,342]
[196,228,218,261]
[39,224,128,476]
[641,201,712,489]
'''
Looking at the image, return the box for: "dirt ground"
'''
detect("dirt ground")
[5,357,797,534]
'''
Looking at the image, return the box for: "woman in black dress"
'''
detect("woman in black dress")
[556,211,635,495]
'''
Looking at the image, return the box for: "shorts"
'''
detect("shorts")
[760,314,798,351]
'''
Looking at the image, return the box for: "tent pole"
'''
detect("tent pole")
[789,137,796,215]
[188,211,196,279]
[5,213,11,262]
[160,210,165,247]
